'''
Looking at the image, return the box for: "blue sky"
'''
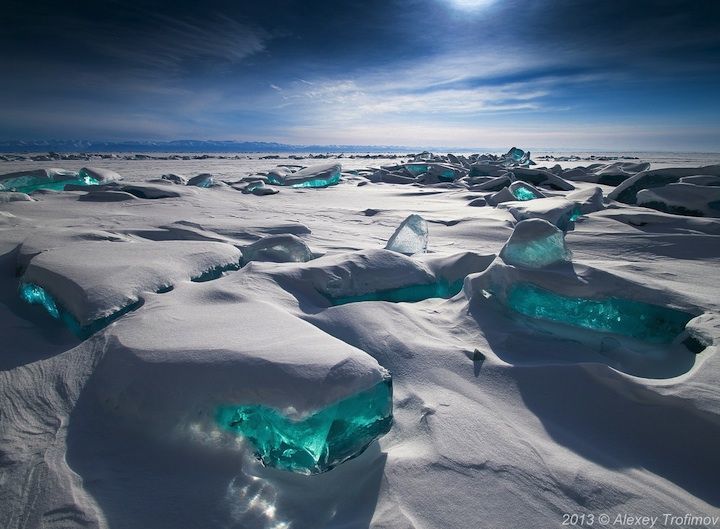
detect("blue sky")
[1,0,719,150]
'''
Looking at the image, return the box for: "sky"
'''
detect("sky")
[1,0,720,150]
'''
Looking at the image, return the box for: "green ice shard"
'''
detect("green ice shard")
[506,282,694,343]
[511,185,537,201]
[216,377,393,474]
[328,279,464,305]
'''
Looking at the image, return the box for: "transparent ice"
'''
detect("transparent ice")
[507,282,694,344]
[385,214,429,255]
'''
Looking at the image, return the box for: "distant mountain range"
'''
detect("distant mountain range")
[0,139,442,153]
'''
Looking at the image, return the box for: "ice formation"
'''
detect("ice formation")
[0,167,120,194]
[186,173,214,188]
[242,234,314,264]
[216,376,392,474]
[608,165,720,204]
[500,197,582,231]
[506,282,694,344]
[20,241,241,329]
[499,219,572,268]
[636,183,720,218]
[328,279,463,305]
[267,163,342,188]
[385,214,429,255]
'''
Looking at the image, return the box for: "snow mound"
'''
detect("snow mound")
[93,288,390,464]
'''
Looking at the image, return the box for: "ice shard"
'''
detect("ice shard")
[216,376,393,474]
[500,219,571,268]
[506,282,694,344]
[385,214,429,255]
[509,181,545,201]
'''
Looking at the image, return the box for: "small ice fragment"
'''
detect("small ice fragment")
[500,219,571,268]
[385,214,429,255]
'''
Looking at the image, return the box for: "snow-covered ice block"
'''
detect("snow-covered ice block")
[510,167,575,191]
[161,173,187,185]
[93,288,392,473]
[679,175,720,186]
[562,162,649,185]
[21,240,241,331]
[0,191,34,202]
[114,182,193,199]
[637,182,720,218]
[385,214,429,255]
[500,219,572,269]
[499,197,581,231]
[510,181,545,201]
[78,166,122,184]
[0,168,97,194]
[241,180,279,195]
[609,165,720,204]
[187,173,214,188]
[267,163,342,188]
[566,186,605,214]
[242,234,313,264]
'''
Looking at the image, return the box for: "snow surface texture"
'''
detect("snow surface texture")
[1,155,720,529]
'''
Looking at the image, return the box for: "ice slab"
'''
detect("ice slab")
[216,376,392,474]
[500,219,571,268]
[21,240,241,328]
[385,214,429,255]
[609,165,720,204]
[507,282,694,344]
[267,163,342,188]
